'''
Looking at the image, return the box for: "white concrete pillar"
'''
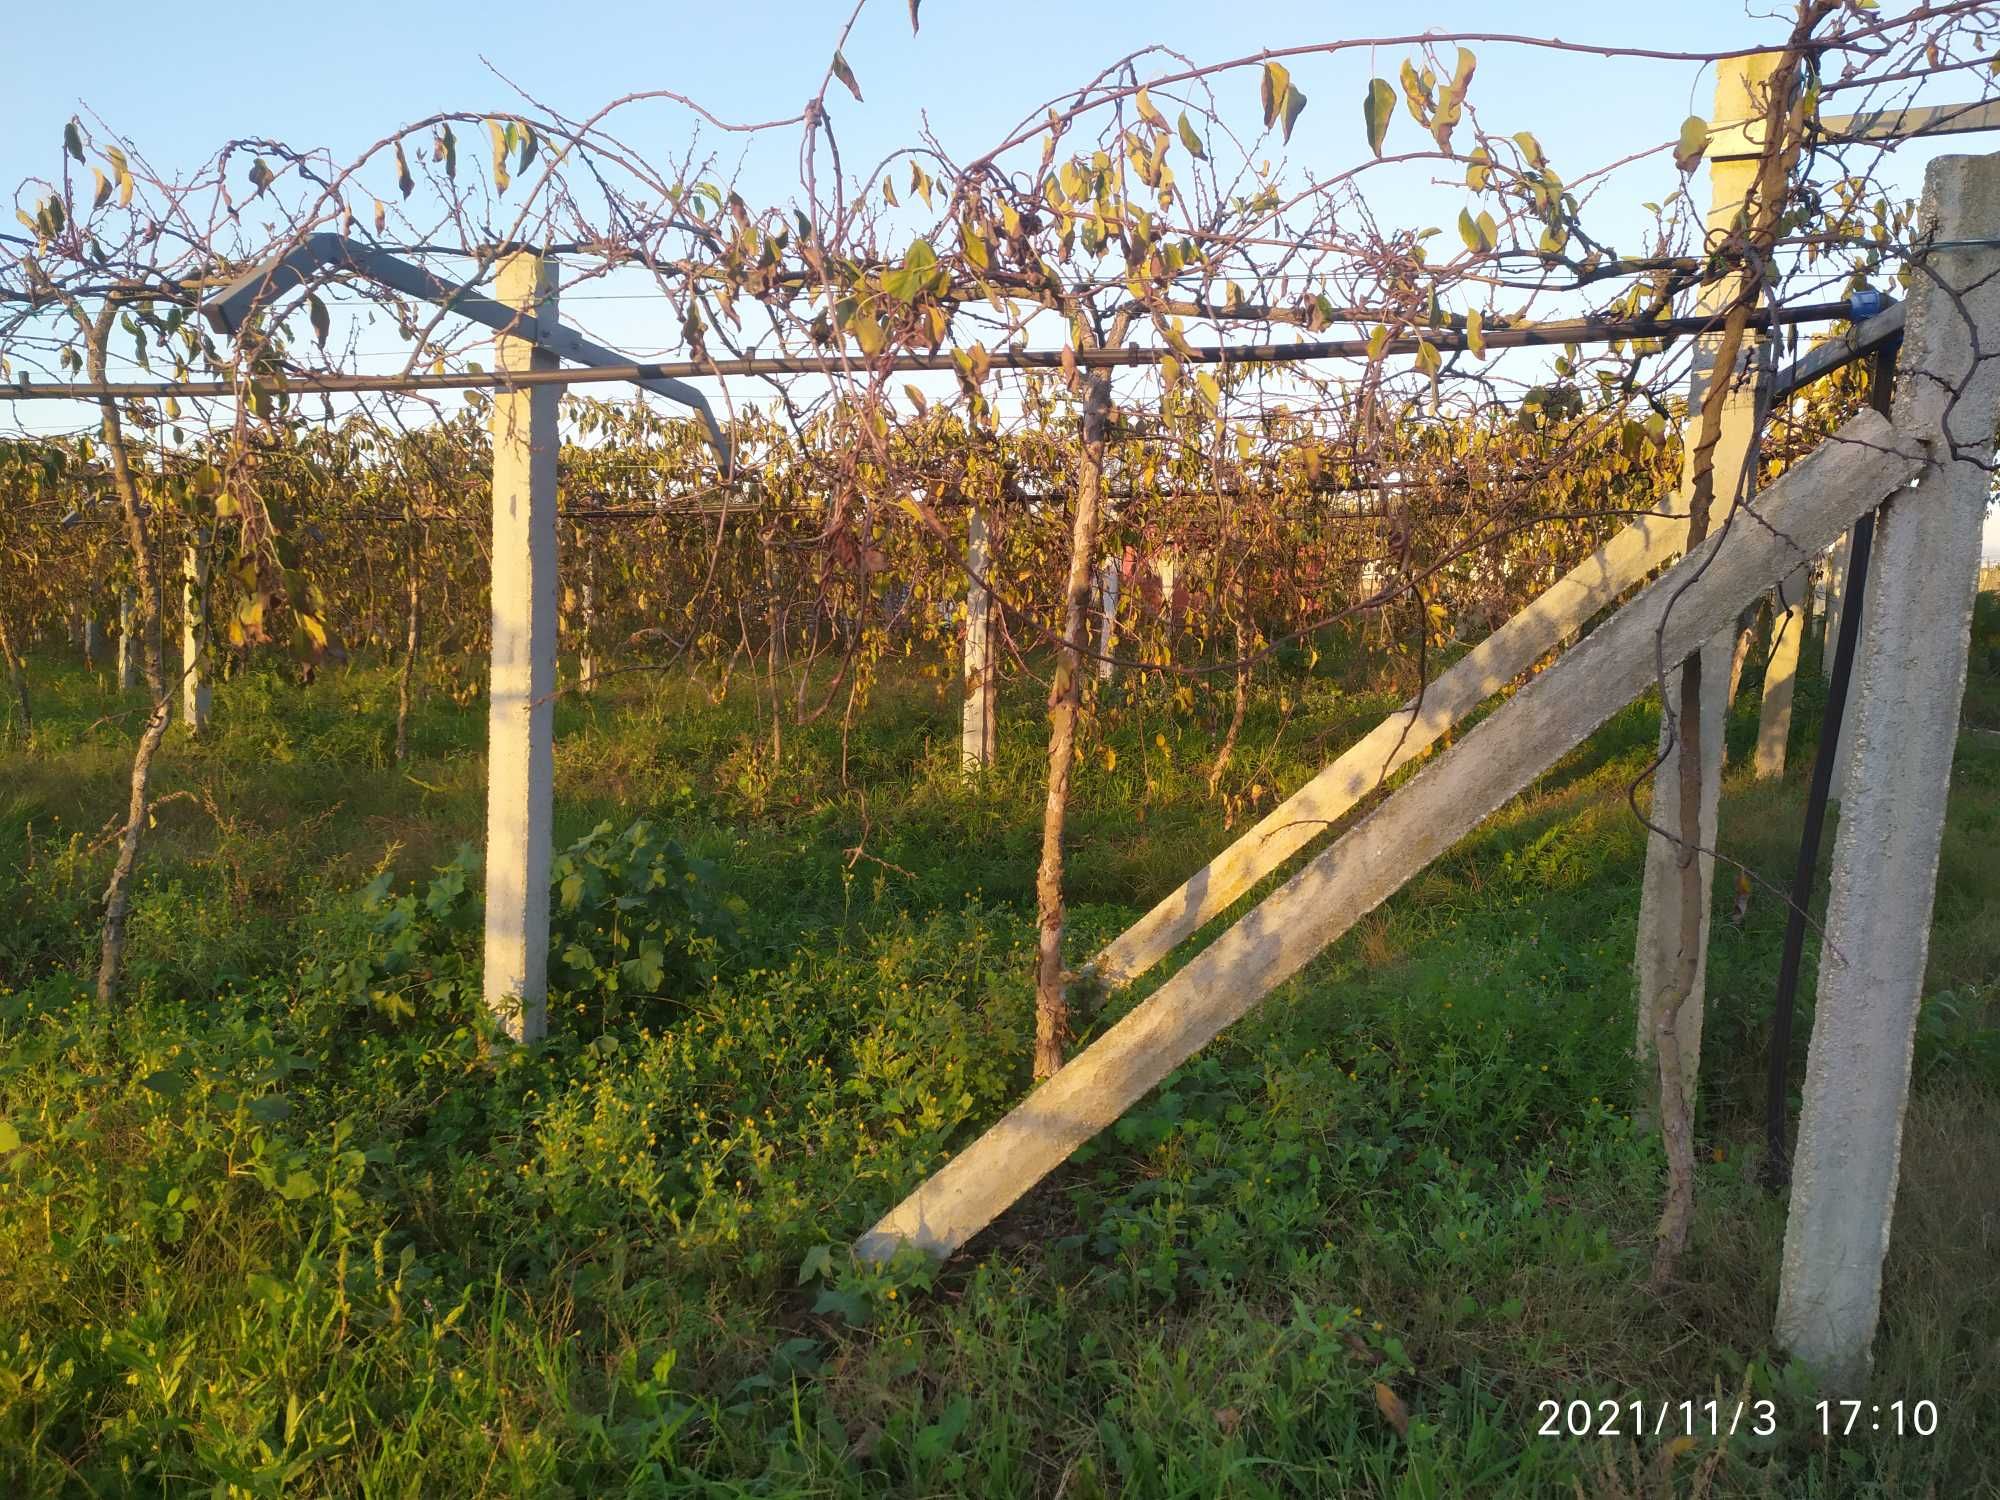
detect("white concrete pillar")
[182,532,211,734]
[1634,624,1733,1101]
[116,590,137,691]
[1754,566,1809,778]
[81,615,102,669]
[482,252,560,1044]
[577,539,598,695]
[961,508,995,771]
[1726,602,1759,705]
[1632,52,1775,1089]
[1776,152,2000,1391]
[1820,531,1852,678]
[1095,555,1120,682]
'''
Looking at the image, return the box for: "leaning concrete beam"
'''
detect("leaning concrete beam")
[859,407,1921,1262]
[1777,152,2000,1392]
[1087,504,1689,991]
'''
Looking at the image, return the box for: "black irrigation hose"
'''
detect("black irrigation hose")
[1763,344,1896,1191]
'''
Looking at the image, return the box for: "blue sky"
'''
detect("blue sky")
[6,0,1996,554]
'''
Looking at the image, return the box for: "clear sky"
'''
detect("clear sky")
[5,0,1996,554]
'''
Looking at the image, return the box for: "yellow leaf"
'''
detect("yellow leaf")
[1373,1382,1410,1438]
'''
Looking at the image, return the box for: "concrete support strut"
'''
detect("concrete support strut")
[1776,152,2000,1391]
[859,408,1919,1262]
[1088,504,1690,991]
[481,252,560,1044]
[961,508,996,771]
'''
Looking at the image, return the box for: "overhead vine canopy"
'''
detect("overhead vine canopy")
[0,4,1991,751]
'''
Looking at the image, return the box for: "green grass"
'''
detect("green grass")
[1,600,1997,1497]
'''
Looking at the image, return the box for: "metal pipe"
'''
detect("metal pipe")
[4,299,1867,403]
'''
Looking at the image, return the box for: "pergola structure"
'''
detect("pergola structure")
[163,65,2000,1394]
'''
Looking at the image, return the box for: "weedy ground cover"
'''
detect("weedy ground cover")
[1,598,1996,1496]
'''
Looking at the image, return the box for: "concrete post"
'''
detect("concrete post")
[1820,530,1852,677]
[482,251,560,1044]
[961,508,995,771]
[1634,623,1733,1102]
[1776,152,2000,1391]
[1095,555,1120,682]
[1156,547,1178,631]
[577,537,598,695]
[1754,565,1809,777]
[81,615,102,670]
[1632,52,1775,1088]
[116,590,137,691]
[182,531,211,734]
[1726,601,1759,705]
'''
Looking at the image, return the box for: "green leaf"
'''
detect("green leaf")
[1364,78,1396,157]
[1466,308,1486,358]
[1277,80,1308,143]
[1674,115,1711,174]
[394,141,414,199]
[1177,112,1207,161]
[1195,371,1221,410]
[812,1286,870,1325]
[831,50,863,103]
[0,1119,19,1154]
[797,1244,835,1284]
[307,294,330,349]
[278,1170,317,1201]
[63,120,84,163]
